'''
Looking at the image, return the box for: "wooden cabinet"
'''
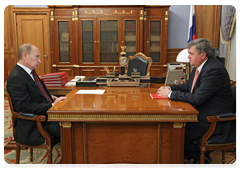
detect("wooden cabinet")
[50,8,76,76]
[49,5,170,77]
[144,6,169,76]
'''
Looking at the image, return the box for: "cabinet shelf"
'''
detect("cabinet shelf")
[59,30,69,32]
[125,36,136,41]
[101,41,118,43]
[50,5,169,77]
[101,51,118,54]
[150,36,161,41]
[82,41,94,43]
[59,50,70,52]
[126,46,136,52]
[82,29,93,31]
[100,30,118,32]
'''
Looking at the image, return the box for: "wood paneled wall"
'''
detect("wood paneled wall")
[167,48,183,63]
[4,5,222,82]
[4,6,51,83]
[4,6,16,83]
[195,5,221,48]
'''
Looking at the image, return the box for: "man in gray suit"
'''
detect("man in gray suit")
[157,39,235,163]
[7,44,67,146]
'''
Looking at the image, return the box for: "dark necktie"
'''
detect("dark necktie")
[31,70,52,103]
[191,69,199,93]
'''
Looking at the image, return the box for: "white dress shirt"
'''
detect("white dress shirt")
[17,62,54,106]
[17,62,35,81]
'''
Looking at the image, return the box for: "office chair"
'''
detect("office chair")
[212,47,226,66]
[199,82,236,164]
[126,52,152,76]
[4,93,54,164]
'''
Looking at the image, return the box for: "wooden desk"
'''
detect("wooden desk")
[47,86,198,164]
[45,76,165,96]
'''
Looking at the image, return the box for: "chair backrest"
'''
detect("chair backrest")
[127,52,152,76]
[231,83,236,112]
[6,92,16,136]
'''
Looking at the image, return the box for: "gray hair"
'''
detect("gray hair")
[17,44,34,60]
[185,38,213,58]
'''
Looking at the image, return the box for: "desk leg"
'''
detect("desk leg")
[171,122,185,164]
[60,122,73,164]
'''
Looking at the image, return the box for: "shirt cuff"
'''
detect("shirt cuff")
[168,86,171,90]
[168,91,172,98]
[52,103,54,106]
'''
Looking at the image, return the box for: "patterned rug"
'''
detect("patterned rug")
[4,100,61,164]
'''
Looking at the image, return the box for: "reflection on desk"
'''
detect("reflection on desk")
[47,85,198,164]
[48,87,198,122]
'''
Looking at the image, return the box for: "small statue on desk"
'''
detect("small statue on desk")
[120,46,126,53]
[104,66,116,73]
[119,46,127,75]
[104,66,110,73]
[119,46,127,67]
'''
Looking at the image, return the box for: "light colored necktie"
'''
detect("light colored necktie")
[31,70,52,103]
[191,69,199,93]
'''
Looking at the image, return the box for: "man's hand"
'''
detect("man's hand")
[157,86,171,98]
[53,96,67,105]
[51,95,58,101]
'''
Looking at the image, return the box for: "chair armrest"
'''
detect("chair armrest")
[218,113,235,118]
[19,112,36,118]
[200,113,236,147]
[12,111,46,122]
[12,111,50,144]
[206,113,236,123]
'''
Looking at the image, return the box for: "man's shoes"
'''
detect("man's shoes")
[204,155,217,168]
[205,155,213,164]
[184,156,217,168]
[184,157,194,164]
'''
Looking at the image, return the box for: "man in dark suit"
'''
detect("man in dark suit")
[7,44,67,146]
[157,38,235,163]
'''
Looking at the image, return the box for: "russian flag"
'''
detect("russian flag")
[187,5,196,42]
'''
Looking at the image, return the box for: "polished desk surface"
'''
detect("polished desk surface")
[47,84,198,164]
[47,86,198,122]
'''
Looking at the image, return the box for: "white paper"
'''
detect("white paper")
[71,78,80,82]
[71,76,85,82]
[76,90,105,94]
[75,76,85,79]
[65,82,76,86]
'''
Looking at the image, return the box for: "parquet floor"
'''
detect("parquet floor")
[210,151,235,168]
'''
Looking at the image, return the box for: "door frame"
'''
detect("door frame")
[13,7,51,74]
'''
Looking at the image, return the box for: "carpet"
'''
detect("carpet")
[4,100,61,164]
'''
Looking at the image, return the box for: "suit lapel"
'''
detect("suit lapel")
[15,65,46,98]
[190,67,196,92]
[192,58,212,92]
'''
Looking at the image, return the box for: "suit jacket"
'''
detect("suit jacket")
[170,57,235,144]
[7,65,53,146]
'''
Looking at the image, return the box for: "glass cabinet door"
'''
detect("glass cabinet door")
[149,20,161,62]
[82,20,94,63]
[124,20,136,57]
[100,20,118,63]
[58,21,70,62]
